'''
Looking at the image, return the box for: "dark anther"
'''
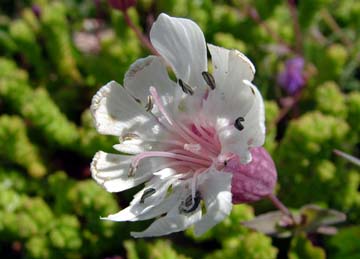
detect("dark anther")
[202,71,216,90]
[145,95,153,112]
[250,86,255,95]
[178,79,194,95]
[234,117,245,131]
[128,165,136,177]
[179,191,201,213]
[140,188,156,203]
[122,133,140,141]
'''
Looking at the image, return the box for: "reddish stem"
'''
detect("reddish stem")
[123,11,159,55]
[268,194,295,223]
[245,6,294,52]
[287,0,303,54]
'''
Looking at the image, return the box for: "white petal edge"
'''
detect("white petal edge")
[102,171,182,222]
[130,195,202,238]
[90,151,156,193]
[208,44,255,87]
[90,80,158,137]
[123,55,178,105]
[218,80,265,163]
[150,13,207,88]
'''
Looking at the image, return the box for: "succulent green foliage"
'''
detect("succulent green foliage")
[9,18,46,78]
[125,239,191,259]
[327,226,360,258]
[186,205,278,259]
[186,204,254,242]
[0,115,46,177]
[309,44,348,84]
[204,233,278,259]
[288,234,326,259]
[40,2,82,83]
[298,0,332,29]
[0,0,359,258]
[264,101,280,154]
[48,171,123,257]
[346,92,360,137]
[315,82,347,118]
[0,59,80,149]
[276,111,355,207]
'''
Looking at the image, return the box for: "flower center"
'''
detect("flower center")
[130,86,223,177]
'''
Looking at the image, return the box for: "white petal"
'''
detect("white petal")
[218,81,265,163]
[194,170,233,236]
[208,44,255,87]
[202,49,258,122]
[150,13,207,88]
[131,197,202,238]
[112,143,145,154]
[90,80,159,137]
[103,174,181,222]
[207,44,229,87]
[124,55,178,104]
[90,151,156,192]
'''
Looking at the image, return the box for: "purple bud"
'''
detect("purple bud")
[277,56,305,95]
[31,4,41,18]
[226,147,277,203]
[108,0,136,11]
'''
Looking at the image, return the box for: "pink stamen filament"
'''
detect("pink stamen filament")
[176,122,219,155]
[132,151,211,169]
[149,86,199,145]
[149,86,174,125]
[153,160,198,172]
[193,121,222,151]
[168,148,213,163]
[130,86,223,178]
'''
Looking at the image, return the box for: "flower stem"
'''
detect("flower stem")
[320,9,353,49]
[123,10,159,55]
[244,5,294,52]
[268,194,294,221]
[287,0,303,54]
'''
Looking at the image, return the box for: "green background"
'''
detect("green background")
[0,0,359,258]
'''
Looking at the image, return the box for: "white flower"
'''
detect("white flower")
[90,13,267,238]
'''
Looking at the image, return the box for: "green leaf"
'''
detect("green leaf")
[288,234,326,259]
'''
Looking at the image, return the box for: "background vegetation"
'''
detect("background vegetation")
[0,0,359,258]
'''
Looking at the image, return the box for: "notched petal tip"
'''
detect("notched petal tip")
[90,150,105,186]
[150,12,207,88]
[232,50,256,75]
[90,80,121,135]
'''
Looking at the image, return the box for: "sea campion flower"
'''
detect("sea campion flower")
[90,13,277,238]
[277,56,305,95]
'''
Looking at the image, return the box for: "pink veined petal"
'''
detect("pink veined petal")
[226,147,277,203]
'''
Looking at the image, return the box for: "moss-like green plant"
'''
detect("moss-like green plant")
[0,115,46,177]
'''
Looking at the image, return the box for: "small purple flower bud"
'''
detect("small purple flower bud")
[277,56,305,95]
[31,4,41,18]
[108,0,136,11]
[227,147,277,203]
